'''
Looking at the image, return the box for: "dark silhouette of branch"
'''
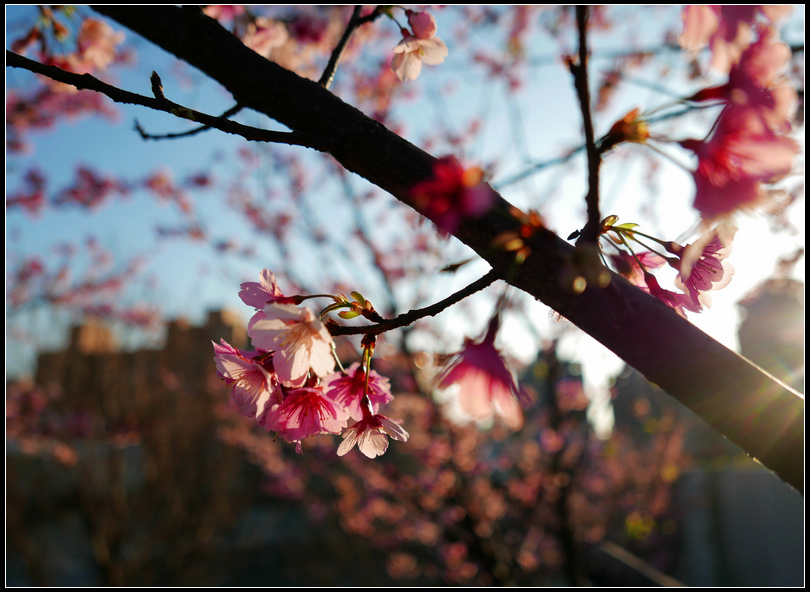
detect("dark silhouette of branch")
[571,6,603,245]
[319,6,385,89]
[6,51,330,151]
[135,103,245,140]
[328,269,500,337]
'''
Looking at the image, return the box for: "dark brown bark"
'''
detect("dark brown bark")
[68,7,803,493]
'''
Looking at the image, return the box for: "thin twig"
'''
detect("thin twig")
[328,269,500,337]
[135,103,245,140]
[571,6,602,245]
[318,6,384,89]
[7,50,331,151]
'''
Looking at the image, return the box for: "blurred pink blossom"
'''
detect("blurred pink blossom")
[242,17,289,58]
[410,156,496,234]
[689,26,797,129]
[77,18,125,72]
[679,5,792,74]
[680,106,798,220]
[203,5,245,22]
[438,315,527,430]
[407,10,437,40]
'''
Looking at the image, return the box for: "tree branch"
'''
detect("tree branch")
[571,6,603,245]
[6,51,331,151]
[328,269,500,337]
[318,6,384,89]
[135,103,245,140]
[62,6,806,493]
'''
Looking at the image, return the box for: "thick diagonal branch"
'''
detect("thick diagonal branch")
[75,7,806,493]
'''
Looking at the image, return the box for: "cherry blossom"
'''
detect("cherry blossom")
[410,156,497,235]
[391,32,448,82]
[407,10,438,40]
[262,386,349,443]
[679,5,793,74]
[680,105,798,220]
[202,5,246,22]
[323,363,394,421]
[672,224,738,308]
[642,272,702,318]
[6,168,47,216]
[248,303,336,387]
[337,414,409,458]
[242,17,289,58]
[76,18,125,72]
[688,26,797,130]
[239,268,290,309]
[438,315,527,430]
[212,339,280,419]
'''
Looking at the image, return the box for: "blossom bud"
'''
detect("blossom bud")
[600,108,650,153]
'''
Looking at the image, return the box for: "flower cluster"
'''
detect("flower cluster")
[213,270,408,457]
[678,9,799,221]
[598,217,737,318]
[391,9,448,82]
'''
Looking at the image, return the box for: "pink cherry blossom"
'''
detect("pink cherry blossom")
[673,224,738,308]
[248,303,336,387]
[642,272,702,318]
[679,5,792,74]
[239,269,286,309]
[76,18,125,72]
[680,105,798,220]
[410,156,497,235]
[391,33,448,82]
[203,5,246,22]
[242,17,289,58]
[407,10,437,40]
[689,26,797,130]
[323,362,394,422]
[212,339,280,419]
[263,386,349,443]
[438,316,527,430]
[337,414,409,458]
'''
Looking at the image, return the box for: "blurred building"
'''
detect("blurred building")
[7,311,396,586]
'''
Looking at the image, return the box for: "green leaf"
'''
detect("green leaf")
[350,291,367,306]
[338,310,361,319]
